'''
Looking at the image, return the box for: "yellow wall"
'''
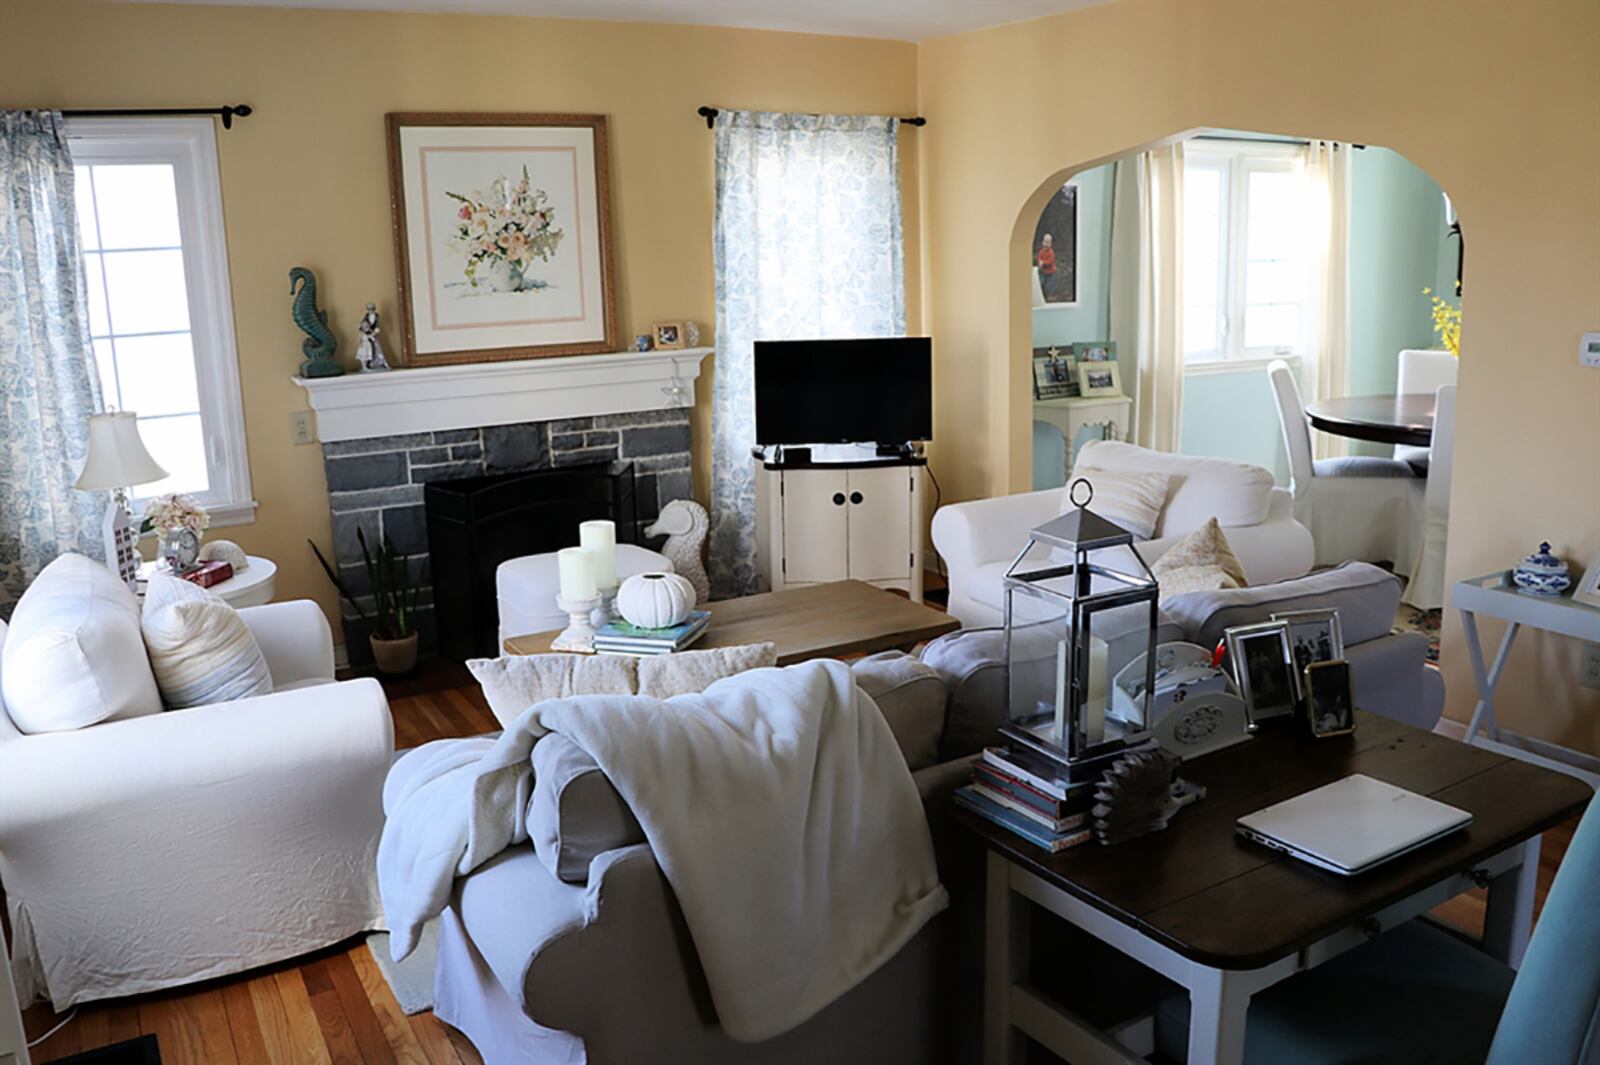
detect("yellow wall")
[0,0,921,631]
[918,0,1600,752]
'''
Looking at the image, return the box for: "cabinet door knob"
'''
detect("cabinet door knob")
[849,491,864,505]
[832,492,846,506]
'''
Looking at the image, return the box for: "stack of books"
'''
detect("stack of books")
[954,746,1098,853]
[594,610,711,656]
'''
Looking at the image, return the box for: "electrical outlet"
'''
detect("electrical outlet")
[1582,644,1600,690]
[291,411,316,446]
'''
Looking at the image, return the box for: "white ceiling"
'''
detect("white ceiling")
[112,0,1111,41]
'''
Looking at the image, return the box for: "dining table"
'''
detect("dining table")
[1304,393,1436,449]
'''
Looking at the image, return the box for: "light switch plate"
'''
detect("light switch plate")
[1582,332,1600,369]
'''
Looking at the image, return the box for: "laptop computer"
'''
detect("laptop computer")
[1236,774,1473,876]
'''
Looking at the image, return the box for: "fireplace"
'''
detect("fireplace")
[318,405,692,667]
[426,462,638,660]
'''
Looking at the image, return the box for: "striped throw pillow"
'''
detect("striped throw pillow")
[1065,465,1172,539]
[141,572,273,709]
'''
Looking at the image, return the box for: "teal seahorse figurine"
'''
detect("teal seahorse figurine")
[290,266,344,378]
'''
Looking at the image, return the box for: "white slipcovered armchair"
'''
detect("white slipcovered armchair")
[932,441,1314,627]
[0,599,393,1009]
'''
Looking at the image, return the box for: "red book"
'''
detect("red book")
[181,560,233,587]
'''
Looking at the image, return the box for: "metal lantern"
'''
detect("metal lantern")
[1001,478,1161,781]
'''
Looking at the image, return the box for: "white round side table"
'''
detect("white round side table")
[138,556,277,608]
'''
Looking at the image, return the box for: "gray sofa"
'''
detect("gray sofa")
[430,562,1441,1063]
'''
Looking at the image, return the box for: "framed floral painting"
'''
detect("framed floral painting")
[386,113,618,365]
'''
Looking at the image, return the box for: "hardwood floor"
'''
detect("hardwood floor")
[14,647,1584,1063]
[19,660,496,1065]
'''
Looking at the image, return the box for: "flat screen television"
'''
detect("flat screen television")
[754,337,932,446]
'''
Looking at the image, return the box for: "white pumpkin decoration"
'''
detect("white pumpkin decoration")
[617,571,697,629]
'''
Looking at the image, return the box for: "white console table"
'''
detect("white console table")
[1455,572,1600,787]
[1034,394,1132,472]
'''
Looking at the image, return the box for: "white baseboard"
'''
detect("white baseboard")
[1434,717,1600,781]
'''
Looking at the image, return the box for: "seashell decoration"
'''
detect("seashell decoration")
[198,539,248,571]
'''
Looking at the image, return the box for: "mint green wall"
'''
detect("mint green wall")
[1348,146,1448,396]
[1180,369,1291,483]
[1032,163,1115,347]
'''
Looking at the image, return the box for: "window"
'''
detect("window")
[68,118,254,524]
[1182,141,1316,367]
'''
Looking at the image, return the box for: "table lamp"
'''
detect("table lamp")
[74,411,168,589]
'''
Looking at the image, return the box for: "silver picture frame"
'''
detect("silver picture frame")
[1224,621,1297,725]
[1272,608,1345,699]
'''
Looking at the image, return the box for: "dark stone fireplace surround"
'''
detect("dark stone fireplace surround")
[320,408,692,665]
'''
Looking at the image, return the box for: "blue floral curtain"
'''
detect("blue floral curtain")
[708,111,905,598]
[0,111,103,616]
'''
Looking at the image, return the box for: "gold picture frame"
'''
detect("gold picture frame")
[386,112,618,366]
[652,320,686,350]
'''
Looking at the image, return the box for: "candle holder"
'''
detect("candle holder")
[591,586,618,629]
[552,594,602,653]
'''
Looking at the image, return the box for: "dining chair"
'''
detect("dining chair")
[1155,793,1600,1064]
[1402,384,1456,610]
[1395,349,1459,473]
[1267,360,1423,571]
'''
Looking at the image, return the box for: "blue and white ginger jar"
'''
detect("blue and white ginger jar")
[1512,542,1571,596]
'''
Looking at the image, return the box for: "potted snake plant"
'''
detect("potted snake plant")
[310,529,425,675]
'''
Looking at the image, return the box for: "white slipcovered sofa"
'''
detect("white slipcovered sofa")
[0,556,393,1009]
[932,441,1315,627]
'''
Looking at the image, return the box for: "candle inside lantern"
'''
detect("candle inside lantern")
[1053,639,1069,744]
[1085,635,1109,745]
[579,519,618,591]
[557,546,597,601]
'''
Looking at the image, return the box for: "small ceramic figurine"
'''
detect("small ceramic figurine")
[634,334,653,352]
[644,498,711,604]
[1513,542,1571,596]
[356,302,391,372]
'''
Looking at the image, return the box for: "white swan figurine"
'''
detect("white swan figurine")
[644,499,710,604]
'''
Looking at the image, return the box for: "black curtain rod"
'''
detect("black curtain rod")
[1193,133,1364,150]
[60,104,254,129]
[696,106,924,130]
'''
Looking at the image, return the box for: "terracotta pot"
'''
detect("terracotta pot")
[370,631,419,676]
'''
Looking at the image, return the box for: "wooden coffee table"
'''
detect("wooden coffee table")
[502,579,959,664]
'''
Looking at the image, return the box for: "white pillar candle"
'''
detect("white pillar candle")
[579,519,618,591]
[1085,635,1110,745]
[1053,639,1069,746]
[557,546,597,601]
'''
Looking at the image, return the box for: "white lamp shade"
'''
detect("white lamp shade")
[75,412,169,490]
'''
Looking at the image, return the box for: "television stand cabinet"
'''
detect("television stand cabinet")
[754,454,926,603]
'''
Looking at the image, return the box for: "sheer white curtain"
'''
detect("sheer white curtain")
[1127,145,1185,453]
[1305,140,1353,460]
[708,111,904,598]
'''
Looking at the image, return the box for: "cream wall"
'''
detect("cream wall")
[0,0,921,632]
[918,0,1600,752]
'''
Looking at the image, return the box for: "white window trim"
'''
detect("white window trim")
[66,117,256,527]
[1183,139,1312,369]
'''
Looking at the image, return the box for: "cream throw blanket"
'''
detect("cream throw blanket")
[377,659,948,1042]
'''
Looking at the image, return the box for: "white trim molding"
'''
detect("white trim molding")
[294,348,711,442]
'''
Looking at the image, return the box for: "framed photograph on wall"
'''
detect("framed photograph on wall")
[1032,181,1078,308]
[386,112,618,365]
[1032,346,1079,399]
[1077,361,1122,397]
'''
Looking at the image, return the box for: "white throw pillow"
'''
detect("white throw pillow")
[1151,517,1248,601]
[1074,440,1274,533]
[141,571,273,709]
[636,643,779,700]
[1065,465,1172,540]
[1,553,163,733]
[468,654,640,726]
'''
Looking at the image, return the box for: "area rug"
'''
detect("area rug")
[366,919,439,1015]
[1395,605,1442,663]
[55,1035,161,1063]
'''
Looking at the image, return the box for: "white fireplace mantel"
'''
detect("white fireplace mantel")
[293,347,710,442]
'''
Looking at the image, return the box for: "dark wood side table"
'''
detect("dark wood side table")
[962,712,1592,1065]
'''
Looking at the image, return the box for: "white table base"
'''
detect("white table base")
[983,838,1539,1065]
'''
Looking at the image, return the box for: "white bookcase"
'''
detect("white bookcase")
[755,458,925,602]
